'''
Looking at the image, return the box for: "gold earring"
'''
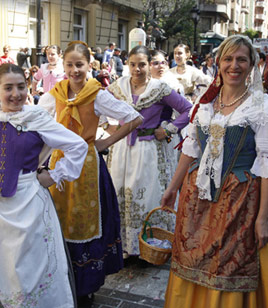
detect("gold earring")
[247,74,252,86]
[215,69,221,87]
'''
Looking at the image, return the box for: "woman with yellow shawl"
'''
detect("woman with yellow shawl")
[39,41,142,307]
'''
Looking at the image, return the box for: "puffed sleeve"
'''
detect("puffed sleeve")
[38,92,56,118]
[38,121,88,190]
[94,89,142,122]
[161,90,192,133]
[250,121,268,178]
[33,66,43,82]
[182,122,201,159]
[193,67,212,85]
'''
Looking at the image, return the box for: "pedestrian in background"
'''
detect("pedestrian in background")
[94,47,103,65]
[103,42,115,64]
[110,48,124,78]
[107,45,192,258]
[162,34,268,308]
[39,40,142,307]
[0,63,88,308]
[17,47,31,68]
[32,45,65,103]
[0,45,14,65]
[202,53,218,78]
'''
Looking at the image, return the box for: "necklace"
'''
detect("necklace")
[131,78,149,90]
[218,86,249,111]
[49,63,57,66]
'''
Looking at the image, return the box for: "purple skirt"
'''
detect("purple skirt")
[67,154,123,296]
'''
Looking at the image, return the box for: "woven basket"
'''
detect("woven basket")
[138,207,176,265]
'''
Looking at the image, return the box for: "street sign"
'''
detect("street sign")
[129,28,146,52]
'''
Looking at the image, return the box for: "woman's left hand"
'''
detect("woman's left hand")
[37,169,55,188]
[154,127,166,141]
[255,216,268,249]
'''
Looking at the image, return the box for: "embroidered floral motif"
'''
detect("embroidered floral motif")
[0,274,53,308]
[108,79,172,111]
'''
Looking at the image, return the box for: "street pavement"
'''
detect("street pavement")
[91,257,170,308]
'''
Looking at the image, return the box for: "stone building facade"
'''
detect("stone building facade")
[0,0,143,64]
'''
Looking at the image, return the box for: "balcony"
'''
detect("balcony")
[255,25,264,32]
[256,1,265,8]
[255,13,265,20]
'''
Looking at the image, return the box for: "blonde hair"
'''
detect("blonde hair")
[92,60,100,71]
[216,35,256,66]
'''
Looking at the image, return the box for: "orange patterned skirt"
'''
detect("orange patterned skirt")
[165,169,268,307]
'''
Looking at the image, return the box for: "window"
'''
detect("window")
[73,9,87,41]
[118,20,127,50]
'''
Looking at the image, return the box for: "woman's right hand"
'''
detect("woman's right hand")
[37,169,55,188]
[161,187,177,209]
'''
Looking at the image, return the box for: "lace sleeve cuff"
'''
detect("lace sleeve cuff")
[251,155,268,178]
[182,137,200,158]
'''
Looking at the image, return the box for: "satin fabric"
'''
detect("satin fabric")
[165,245,268,308]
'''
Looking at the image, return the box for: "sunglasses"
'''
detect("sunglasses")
[151,60,167,66]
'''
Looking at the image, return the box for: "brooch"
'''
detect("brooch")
[16,125,22,136]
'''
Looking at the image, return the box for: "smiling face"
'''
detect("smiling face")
[174,47,188,66]
[46,48,60,65]
[150,54,167,79]
[128,53,149,82]
[219,45,252,89]
[63,50,90,88]
[0,72,27,112]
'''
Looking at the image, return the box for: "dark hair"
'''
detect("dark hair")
[0,63,26,83]
[150,50,166,59]
[173,44,190,55]
[46,45,61,55]
[109,42,116,48]
[30,65,39,75]
[63,41,90,63]
[259,52,266,61]
[128,45,151,62]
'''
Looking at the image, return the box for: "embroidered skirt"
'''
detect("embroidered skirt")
[67,154,123,296]
[165,168,268,306]
[0,172,74,308]
[108,137,177,256]
[165,244,268,308]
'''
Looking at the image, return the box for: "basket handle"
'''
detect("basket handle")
[142,221,153,242]
[144,206,176,222]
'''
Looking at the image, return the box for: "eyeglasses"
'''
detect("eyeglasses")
[151,60,167,66]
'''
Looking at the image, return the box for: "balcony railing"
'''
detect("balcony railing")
[255,13,265,20]
[255,25,264,32]
[256,1,265,8]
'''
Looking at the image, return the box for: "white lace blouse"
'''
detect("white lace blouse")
[182,92,268,200]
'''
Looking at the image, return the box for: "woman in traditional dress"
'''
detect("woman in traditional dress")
[170,44,212,103]
[107,45,192,258]
[0,63,88,308]
[161,35,268,308]
[38,41,142,307]
[150,49,183,94]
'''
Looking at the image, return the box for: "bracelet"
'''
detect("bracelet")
[164,128,173,143]
[37,166,50,174]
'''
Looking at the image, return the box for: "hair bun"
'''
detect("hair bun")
[68,40,88,48]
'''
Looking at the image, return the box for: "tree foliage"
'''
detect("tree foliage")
[142,0,196,46]
[242,29,259,41]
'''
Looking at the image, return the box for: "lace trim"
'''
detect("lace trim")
[108,81,173,111]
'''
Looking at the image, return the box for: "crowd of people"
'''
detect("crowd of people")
[0,34,268,308]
